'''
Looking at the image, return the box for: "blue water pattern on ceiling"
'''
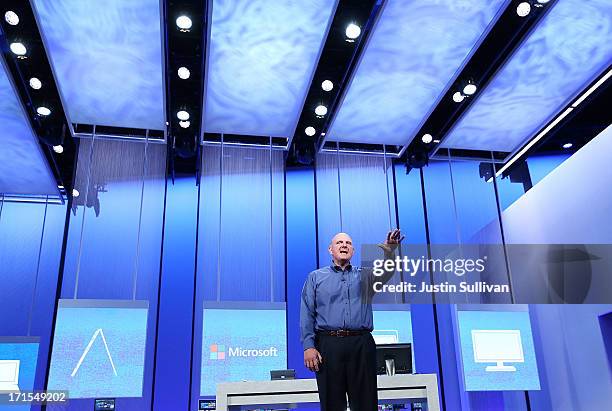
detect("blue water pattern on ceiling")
[327,0,506,146]
[442,0,612,152]
[203,0,336,138]
[33,0,165,130]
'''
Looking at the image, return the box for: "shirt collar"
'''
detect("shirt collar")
[331,262,352,272]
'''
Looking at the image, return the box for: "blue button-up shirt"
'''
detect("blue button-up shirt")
[300,263,376,351]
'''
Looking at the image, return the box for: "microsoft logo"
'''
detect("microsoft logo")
[209,344,225,360]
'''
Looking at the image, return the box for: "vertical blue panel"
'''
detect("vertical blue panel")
[286,167,317,379]
[204,0,336,137]
[33,0,165,130]
[154,177,197,411]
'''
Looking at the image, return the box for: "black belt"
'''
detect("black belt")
[316,329,369,337]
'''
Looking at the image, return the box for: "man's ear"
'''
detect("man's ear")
[328,245,333,255]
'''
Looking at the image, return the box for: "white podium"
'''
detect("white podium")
[216,373,440,410]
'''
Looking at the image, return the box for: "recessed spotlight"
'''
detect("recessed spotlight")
[516,2,531,17]
[452,91,465,103]
[58,185,64,189]
[345,23,361,41]
[179,120,190,128]
[10,42,26,56]
[4,11,19,25]
[29,77,42,90]
[321,132,326,136]
[53,145,63,154]
[536,0,550,3]
[421,133,433,144]
[37,106,51,116]
[177,110,189,121]
[176,15,192,30]
[463,83,477,95]
[72,189,80,198]
[305,126,316,137]
[433,139,440,143]
[321,80,334,92]
[177,66,190,79]
[562,142,573,149]
[315,105,328,117]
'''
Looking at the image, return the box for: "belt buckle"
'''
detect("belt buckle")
[337,329,348,337]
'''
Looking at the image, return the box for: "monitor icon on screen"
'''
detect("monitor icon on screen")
[0,360,21,391]
[471,330,524,372]
[372,330,399,345]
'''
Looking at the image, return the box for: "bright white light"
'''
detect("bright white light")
[453,91,465,103]
[176,15,192,30]
[177,110,190,121]
[179,120,190,128]
[53,145,63,154]
[305,126,316,137]
[29,77,42,90]
[463,83,477,95]
[37,106,51,116]
[421,133,433,144]
[315,105,328,117]
[562,142,573,149]
[536,0,550,3]
[58,185,64,189]
[345,23,361,40]
[10,42,26,56]
[72,189,80,198]
[321,80,334,92]
[433,139,440,143]
[177,66,190,79]
[5,11,19,25]
[517,2,531,17]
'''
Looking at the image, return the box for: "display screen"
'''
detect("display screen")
[0,337,39,411]
[457,308,540,391]
[200,304,286,396]
[372,309,413,345]
[47,300,148,398]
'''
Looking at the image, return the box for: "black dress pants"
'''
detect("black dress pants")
[315,333,378,411]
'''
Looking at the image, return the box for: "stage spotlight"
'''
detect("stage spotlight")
[421,133,433,144]
[177,66,190,79]
[176,15,192,31]
[536,0,550,3]
[52,145,63,154]
[72,189,80,198]
[463,83,477,95]
[315,105,328,117]
[562,142,573,149]
[517,2,531,17]
[179,120,190,128]
[37,106,51,116]
[10,42,26,56]
[321,80,334,92]
[177,110,190,121]
[452,91,465,103]
[29,77,42,90]
[305,126,316,137]
[4,11,19,25]
[345,23,361,41]
[433,139,440,143]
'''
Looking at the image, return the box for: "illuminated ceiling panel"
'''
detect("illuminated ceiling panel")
[32,0,165,131]
[0,58,57,195]
[203,0,337,138]
[326,0,506,146]
[442,0,612,153]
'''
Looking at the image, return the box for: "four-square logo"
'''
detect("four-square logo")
[209,344,225,360]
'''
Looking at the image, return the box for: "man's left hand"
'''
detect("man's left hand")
[381,228,404,252]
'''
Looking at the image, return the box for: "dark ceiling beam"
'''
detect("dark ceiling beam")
[286,0,382,166]
[0,0,76,198]
[163,0,207,180]
[400,0,555,171]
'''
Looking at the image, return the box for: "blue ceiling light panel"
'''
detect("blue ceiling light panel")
[442,0,612,153]
[0,58,58,196]
[32,0,166,131]
[326,0,507,146]
[203,0,337,139]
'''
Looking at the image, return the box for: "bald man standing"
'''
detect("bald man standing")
[300,229,403,411]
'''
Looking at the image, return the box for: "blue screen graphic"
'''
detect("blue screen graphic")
[457,309,540,391]
[47,300,148,398]
[372,309,413,345]
[0,338,39,411]
[200,307,287,396]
